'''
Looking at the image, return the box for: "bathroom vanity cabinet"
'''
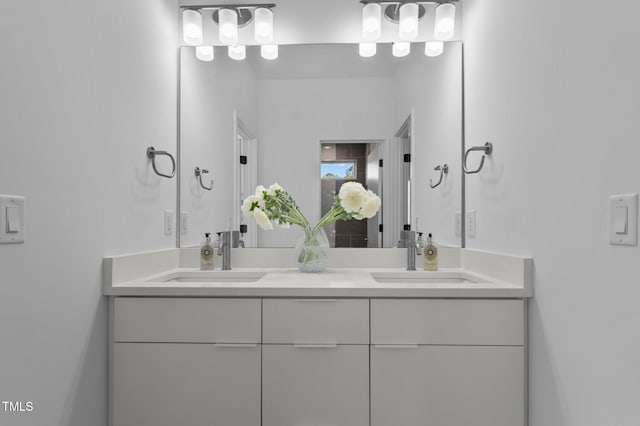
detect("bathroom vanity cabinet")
[109,297,526,426]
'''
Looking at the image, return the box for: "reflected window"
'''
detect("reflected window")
[321,161,356,180]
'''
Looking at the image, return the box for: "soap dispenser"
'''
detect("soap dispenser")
[424,233,438,271]
[200,233,215,270]
[416,232,424,255]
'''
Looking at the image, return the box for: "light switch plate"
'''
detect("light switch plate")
[164,210,174,236]
[0,195,25,244]
[609,194,638,246]
[467,209,476,238]
[455,211,461,237]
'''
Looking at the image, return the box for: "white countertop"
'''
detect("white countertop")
[103,247,533,298]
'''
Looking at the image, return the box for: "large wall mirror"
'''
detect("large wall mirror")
[179,42,462,248]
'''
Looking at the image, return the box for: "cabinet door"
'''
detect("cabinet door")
[113,343,260,426]
[262,344,369,426]
[371,345,524,426]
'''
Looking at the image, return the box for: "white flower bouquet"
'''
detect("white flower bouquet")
[242,181,381,271]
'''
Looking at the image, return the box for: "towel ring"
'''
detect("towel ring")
[429,164,449,189]
[463,142,493,174]
[146,146,176,179]
[195,167,213,191]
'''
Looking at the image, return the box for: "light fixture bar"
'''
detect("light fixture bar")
[360,0,457,4]
[180,3,276,11]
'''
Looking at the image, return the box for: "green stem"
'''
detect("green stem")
[316,207,347,229]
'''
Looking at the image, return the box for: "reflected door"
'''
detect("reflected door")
[234,115,257,247]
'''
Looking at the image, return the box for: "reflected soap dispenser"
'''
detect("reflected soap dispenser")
[424,233,438,271]
[200,233,215,270]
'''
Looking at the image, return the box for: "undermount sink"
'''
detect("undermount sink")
[369,271,485,284]
[150,271,266,283]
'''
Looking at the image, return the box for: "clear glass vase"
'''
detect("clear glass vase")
[295,226,329,272]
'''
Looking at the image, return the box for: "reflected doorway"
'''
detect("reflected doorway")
[320,141,383,248]
[233,113,257,247]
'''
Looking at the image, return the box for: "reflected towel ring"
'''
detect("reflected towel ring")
[146,146,176,178]
[429,164,449,189]
[463,142,493,174]
[195,167,213,191]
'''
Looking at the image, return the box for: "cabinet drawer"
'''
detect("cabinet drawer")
[371,299,524,345]
[113,298,261,343]
[262,299,369,344]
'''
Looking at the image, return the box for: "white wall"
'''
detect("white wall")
[257,77,395,246]
[0,1,178,425]
[393,43,462,246]
[463,1,640,424]
[180,48,258,247]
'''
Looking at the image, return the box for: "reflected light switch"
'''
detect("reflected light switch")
[614,206,628,234]
[6,206,21,233]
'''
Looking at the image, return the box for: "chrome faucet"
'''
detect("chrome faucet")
[400,230,418,271]
[217,231,232,270]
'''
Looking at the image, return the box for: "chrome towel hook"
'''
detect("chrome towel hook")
[463,142,493,174]
[146,146,176,178]
[195,167,213,191]
[429,164,449,189]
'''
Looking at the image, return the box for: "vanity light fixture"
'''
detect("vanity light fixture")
[196,46,215,61]
[217,8,239,44]
[392,41,410,57]
[399,3,419,40]
[362,3,382,41]
[254,7,274,43]
[359,42,377,57]
[181,4,277,46]
[228,45,246,60]
[424,40,443,56]
[434,3,456,40]
[359,1,457,51]
[261,44,278,60]
[182,9,203,45]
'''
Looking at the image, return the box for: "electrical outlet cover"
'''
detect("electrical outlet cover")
[164,210,174,236]
[467,210,476,238]
[180,212,188,235]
